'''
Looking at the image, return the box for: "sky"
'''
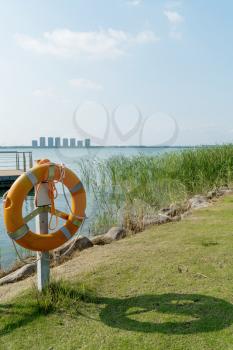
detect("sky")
[0,0,233,146]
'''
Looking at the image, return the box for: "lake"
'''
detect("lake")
[0,146,181,270]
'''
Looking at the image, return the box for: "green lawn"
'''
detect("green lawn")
[2,196,233,349]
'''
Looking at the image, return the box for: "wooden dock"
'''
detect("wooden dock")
[0,152,33,189]
[0,170,24,189]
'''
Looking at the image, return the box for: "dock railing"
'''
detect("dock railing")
[0,152,33,172]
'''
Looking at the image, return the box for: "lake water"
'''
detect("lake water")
[0,146,181,269]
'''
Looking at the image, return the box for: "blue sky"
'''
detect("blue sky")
[0,0,232,146]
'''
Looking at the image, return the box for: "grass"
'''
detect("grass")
[80,145,233,234]
[1,195,233,349]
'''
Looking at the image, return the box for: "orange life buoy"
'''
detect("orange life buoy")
[3,162,86,252]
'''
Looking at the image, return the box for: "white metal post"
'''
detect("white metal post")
[35,182,51,292]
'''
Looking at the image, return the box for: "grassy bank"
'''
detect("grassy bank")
[1,195,233,349]
[81,145,233,234]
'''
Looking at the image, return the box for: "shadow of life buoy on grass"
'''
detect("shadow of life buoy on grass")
[28,283,233,335]
[2,280,233,339]
[97,293,233,334]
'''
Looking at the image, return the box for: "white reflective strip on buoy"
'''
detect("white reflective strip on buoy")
[48,164,55,181]
[60,226,72,240]
[26,171,37,186]
[70,182,83,194]
[9,224,29,241]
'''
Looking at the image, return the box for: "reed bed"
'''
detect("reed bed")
[80,145,233,234]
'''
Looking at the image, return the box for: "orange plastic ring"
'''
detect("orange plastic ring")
[4,162,86,252]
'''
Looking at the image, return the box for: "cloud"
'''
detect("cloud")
[127,0,143,6]
[164,3,184,41]
[15,28,159,60]
[32,88,56,97]
[165,1,182,9]
[69,79,103,91]
[164,10,184,24]
[32,88,71,103]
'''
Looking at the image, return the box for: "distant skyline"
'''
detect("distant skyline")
[0,1,233,146]
[31,136,91,148]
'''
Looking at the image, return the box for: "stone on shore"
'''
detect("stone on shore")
[91,227,126,246]
[0,263,36,286]
[91,234,112,245]
[157,214,172,224]
[104,227,126,240]
[207,190,218,200]
[188,195,209,209]
[171,215,182,222]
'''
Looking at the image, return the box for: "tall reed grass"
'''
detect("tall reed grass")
[80,145,233,234]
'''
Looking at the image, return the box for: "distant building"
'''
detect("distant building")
[85,138,91,148]
[32,140,38,148]
[39,137,46,147]
[63,138,69,148]
[70,138,76,148]
[77,140,83,148]
[48,137,54,148]
[55,137,61,148]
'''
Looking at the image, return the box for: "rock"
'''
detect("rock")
[217,186,233,196]
[206,187,233,200]
[160,207,170,214]
[91,227,127,246]
[157,214,172,225]
[54,236,93,258]
[207,190,217,200]
[104,227,126,241]
[91,234,113,246]
[188,195,209,209]
[0,263,36,286]
[144,213,176,226]
[168,204,182,217]
[171,215,182,222]
[143,216,160,226]
[160,203,189,218]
